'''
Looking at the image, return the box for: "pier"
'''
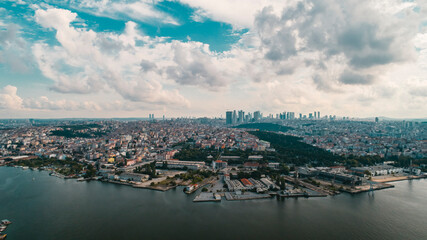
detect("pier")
[224,192,271,201]
[193,192,222,202]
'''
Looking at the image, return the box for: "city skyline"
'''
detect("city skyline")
[1,0,427,119]
[1,2,427,239]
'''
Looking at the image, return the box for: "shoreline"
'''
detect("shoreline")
[2,166,426,200]
[372,175,427,183]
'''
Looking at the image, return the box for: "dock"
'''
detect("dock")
[278,188,327,198]
[341,183,394,194]
[193,192,221,202]
[224,192,271,201]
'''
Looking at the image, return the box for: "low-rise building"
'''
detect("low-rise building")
[212,160,228,170]
[119,173,149,182]
[156,159,205,170]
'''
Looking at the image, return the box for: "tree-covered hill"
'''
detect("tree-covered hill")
[249,131,342,166]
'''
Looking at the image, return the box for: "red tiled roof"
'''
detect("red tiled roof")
[244,162,259,167]
[241,178,253,186]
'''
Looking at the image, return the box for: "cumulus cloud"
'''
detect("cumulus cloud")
[178,0,291,28]
[3,0,427,118]
[0,24,33,72]
[0,85,23,109]
[166,42,227,89]
[35,8,77,29]
[33,8,194,106]
[251,0,417,86]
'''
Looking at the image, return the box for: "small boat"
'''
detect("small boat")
[77,177,85,181]
[0,220,11,225]
[0,225,6,232]
[0,234,7,239]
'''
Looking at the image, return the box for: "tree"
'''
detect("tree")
[279,177,286,190]
[84,164,96,178]
[279,164,290,175]
[363,170,372,176]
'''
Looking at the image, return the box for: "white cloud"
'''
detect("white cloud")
[35,8,77,30]
[0,85,23,109]
[31,7,256,107]
[190,9,207,23]
[0,24,33,72]
[0,85,125,112]
[23,96,102,111]
[178,0,293,29]
[3,1,427,118]
[69,0,179,25]
[33,8,194,107]
[5,0,26,5]
[165,41,229,90]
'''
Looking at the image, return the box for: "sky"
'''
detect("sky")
[0,0,426,119]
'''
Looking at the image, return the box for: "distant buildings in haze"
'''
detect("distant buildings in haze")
[225,109,329,124]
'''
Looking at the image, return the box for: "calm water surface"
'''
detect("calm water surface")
[1,167,426,240]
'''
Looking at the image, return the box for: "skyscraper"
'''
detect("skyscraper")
[254,111,261,121]
[226,111,233,124]
[232,110,237,124]
[238,110,244,123]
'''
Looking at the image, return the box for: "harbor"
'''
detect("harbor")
[1,166,427,240]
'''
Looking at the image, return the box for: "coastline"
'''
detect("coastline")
[372,175,427,183]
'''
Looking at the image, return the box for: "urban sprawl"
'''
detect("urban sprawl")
[1,111,426,202]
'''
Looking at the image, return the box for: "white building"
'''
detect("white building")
[156,160,205,170]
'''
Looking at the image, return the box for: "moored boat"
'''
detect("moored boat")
[0,233,7,239]
[0,220,11,225]
[0,225,6,232]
